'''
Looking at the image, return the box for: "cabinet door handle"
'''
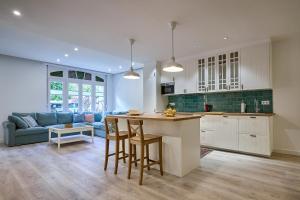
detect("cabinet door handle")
[250,134,256,138]
[201,130,206,133]
[250,116,256,119]
[223,115,229,118]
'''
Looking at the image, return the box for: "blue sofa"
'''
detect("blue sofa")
[2,111,127,147]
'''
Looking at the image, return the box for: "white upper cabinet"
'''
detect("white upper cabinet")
[184,59,198,94]
[207,56,217,91]
[198,58,206,92]
[218,54,228,91]
[240,41,272,90]
[172,59,197,94]
[197,51,241,93]
[161,70,174,83]
[161,40,272,93]
[229,51,241,90]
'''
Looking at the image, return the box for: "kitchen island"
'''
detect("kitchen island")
[108,113,202,177]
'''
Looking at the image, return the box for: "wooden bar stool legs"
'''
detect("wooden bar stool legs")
[104,117,128,175]
[104,138,109,171]
[104,137,128,174]
[159,137,163,176]
[127,119,163,185]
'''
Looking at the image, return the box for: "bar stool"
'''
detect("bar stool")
[104,117,128,174]
[127,119,163,185]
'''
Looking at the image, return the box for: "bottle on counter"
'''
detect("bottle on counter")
[241,100,246,113]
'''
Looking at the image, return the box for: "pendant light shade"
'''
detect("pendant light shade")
[163,21,184,72]
[123,39,140,79]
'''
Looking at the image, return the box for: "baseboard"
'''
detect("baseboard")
[273,149,300,156]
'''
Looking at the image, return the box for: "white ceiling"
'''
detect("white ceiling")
[0,0,299,74]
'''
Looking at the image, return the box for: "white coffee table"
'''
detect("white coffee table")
[49,125,94,149]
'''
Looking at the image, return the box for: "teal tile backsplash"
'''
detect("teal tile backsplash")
[168,90,273,113]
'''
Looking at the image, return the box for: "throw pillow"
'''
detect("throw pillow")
[85,114,94,123]
[94,113,102,122]
[73,113,85,123]
[8,115,29,129]
[22,116,39,127]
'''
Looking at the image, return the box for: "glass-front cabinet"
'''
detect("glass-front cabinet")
[197,51,240,93]
[229,51,240,90]
[198,59,206,92]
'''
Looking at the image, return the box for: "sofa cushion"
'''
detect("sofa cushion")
[57,112,73,124]
[22,116,39,127]
[73,113,85,123]
[36,113,57,126]
[92,122,105,130]
[85,114,94,123]
[94,113,102,122]
[8,115,29,129]
[12,112,36,120]
[15,127,48,136]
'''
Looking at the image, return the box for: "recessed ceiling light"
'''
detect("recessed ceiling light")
[56,58,60,62]
[108,68,112,72]
[132,62,135,66]
[119,65,122,69]
[64,54,69,57]
[12,10,21,16]
[223,36,228,40]
[74,47,79,51]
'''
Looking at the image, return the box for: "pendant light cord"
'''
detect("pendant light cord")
[172,26,174,59]
[170,21,176,61]
[131,41,133,71]
[129,39,134,71]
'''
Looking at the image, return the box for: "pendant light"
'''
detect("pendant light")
[123,39,140,79]
[162,21,184,72]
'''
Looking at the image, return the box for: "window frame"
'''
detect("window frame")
[47,65,106,113]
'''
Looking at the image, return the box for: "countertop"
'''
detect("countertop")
[108,113,202,121]
[178,112,275,117]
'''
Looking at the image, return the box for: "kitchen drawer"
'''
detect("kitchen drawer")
[238,116,268,136]
[200,116,221,131]
[200,130,216,146]
[238,133,269,155]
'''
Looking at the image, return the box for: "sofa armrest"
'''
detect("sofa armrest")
[2,121,16,146]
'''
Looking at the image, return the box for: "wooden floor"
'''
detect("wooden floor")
[0,138,300,200]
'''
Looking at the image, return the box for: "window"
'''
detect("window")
[48,66,106,113]
[50,71,63,77]
[230,52,239,89]
[95,76,104,82]
[207,56,216,91]
[218,54,227,90]
[68,83,79,112]
[95,85,104,112]
[82,84,92,112]
[198,59,206,92]
[68,70,92,80]
[49,81,63,112]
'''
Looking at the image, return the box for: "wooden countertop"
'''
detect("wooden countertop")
[107,113,202,121]
[178,112,275,117]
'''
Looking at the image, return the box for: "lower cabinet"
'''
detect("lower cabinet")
[200,115,273,156]
[238,134,270,155]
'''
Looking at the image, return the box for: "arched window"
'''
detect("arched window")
[48,66,106,113]
[95,76,104,82]
[50,71,63,77]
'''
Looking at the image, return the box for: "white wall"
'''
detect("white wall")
[111,69,143,112]
[0,55,48,142]
[106,74,114,112]
[143,61,168,113]
[272,33,300,155]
